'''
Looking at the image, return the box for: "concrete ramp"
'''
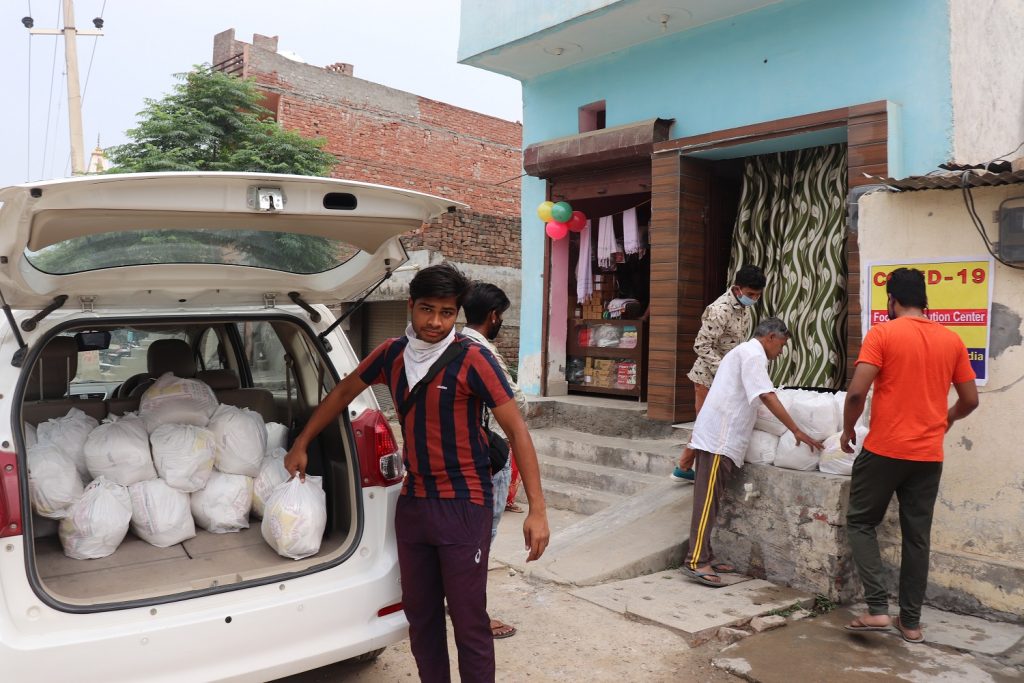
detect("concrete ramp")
[492,482,694,586]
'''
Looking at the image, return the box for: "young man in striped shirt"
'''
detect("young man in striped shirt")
[285,263,549,683]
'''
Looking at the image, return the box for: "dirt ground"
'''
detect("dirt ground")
[280,568,736,682]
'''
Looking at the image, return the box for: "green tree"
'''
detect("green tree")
[30,66,343,275]
[106,65,336,175]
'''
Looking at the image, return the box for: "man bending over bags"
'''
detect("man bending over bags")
[682,317,824,587]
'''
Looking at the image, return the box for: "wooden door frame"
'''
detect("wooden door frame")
[647,101,890,422]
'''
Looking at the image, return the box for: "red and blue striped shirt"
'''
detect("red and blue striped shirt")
[356,334,513,507]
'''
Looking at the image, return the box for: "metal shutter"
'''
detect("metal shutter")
[364,301,409,415]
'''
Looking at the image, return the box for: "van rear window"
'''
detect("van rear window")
[25,229,361,275]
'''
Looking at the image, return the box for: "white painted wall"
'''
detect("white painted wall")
[858,185,1024,617]
[949,0,1024,165]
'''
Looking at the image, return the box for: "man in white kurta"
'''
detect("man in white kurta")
[683,318,823,587]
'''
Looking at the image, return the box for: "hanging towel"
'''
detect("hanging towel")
[576,220,593,304]
[622,208,640,255]
[597,215,615,269]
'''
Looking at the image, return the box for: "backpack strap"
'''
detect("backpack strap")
[396,339,469,418]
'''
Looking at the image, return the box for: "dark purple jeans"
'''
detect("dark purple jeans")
[395,496,494,683]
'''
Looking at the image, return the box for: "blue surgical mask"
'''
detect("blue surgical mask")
[737,294,757,307]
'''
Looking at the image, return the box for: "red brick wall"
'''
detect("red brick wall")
[403,210,520,268]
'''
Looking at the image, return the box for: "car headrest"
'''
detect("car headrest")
[147,339,197,379]
[25,336,79,401]
[196,369,240,391]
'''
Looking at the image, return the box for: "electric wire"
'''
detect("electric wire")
[39,0,63,179]
[960,170,1024,270]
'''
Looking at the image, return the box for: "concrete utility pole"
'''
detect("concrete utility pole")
[29,0,103,175]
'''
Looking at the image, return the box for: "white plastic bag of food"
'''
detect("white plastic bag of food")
[37,407,99,482]
[150,424,217,492]
[139,372,218,431]
[28,442,85,519]
[773,431,820,471]
[128,479,195,547]
[253,448,290,519]
[24,423,37,449]
[209,404,267,477]
[261,476,326,560]
[818,426,869,476]
[58,477,132,559]
[788,390,840,440]
[84,415,157,486]
[190,471,253,533]
[744,430,780,465]
[265,422,289,453]
[754,389,793,436]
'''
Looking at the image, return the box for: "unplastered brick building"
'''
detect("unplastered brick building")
[212,30,523,369]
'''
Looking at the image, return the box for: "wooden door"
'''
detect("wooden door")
[648,153,712,422]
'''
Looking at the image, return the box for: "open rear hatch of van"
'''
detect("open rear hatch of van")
[0,173,458,609]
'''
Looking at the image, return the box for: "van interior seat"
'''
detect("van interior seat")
[125,339,199,398]
[23,337,107,427]
[196,369,278,424]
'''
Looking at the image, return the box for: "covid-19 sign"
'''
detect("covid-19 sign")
[865,258,993,384]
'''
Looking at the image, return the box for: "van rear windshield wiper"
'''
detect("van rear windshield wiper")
[0,287,29,367]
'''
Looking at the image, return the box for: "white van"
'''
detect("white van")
[0,172,457,681]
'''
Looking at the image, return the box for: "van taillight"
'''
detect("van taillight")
[0,451,23,538]
[351,409,404,488]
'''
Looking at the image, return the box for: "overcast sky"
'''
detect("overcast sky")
[0,0,523,188]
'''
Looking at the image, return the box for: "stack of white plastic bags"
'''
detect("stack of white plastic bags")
[746,388,870,476]
[25,371,319,560]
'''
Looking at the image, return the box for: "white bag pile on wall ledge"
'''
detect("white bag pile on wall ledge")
[744,430,780,465]
[819,425,869,476]
[150,424,217,492]
[128,479,196,547]
[261,476,327,560]
[37,407,99,483]
[253,448,290,519]
[190,471,253,533]
[209,404,268,478]
[139,373,218,431]
[28,442,84,519]
[773,431,821,471]
[84,415,157,486]
[59,477,132,560]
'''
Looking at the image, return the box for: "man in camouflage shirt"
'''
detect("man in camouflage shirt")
[672,265,767,481]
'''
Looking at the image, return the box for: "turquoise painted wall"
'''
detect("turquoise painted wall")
[458,0,617,62]
[514,0,953,394]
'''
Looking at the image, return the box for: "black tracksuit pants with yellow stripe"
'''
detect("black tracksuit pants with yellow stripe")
[685,450,736,570]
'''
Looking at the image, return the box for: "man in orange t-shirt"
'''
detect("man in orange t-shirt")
[839,268,978,644]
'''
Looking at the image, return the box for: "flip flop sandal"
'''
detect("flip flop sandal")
[505,503,524,513]
[711,562,738,574]
[681,566,726,588]
[491,622,517,639]
[844,617,892,633]
[893,617,925,643]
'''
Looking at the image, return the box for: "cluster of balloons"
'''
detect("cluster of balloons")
[538,201,587,240]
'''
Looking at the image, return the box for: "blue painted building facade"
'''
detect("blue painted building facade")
[459,0,1012,421]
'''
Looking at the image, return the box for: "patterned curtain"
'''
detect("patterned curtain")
[728,144,848,388]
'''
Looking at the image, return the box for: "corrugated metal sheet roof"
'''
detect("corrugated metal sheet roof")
[867,169,1024,192]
